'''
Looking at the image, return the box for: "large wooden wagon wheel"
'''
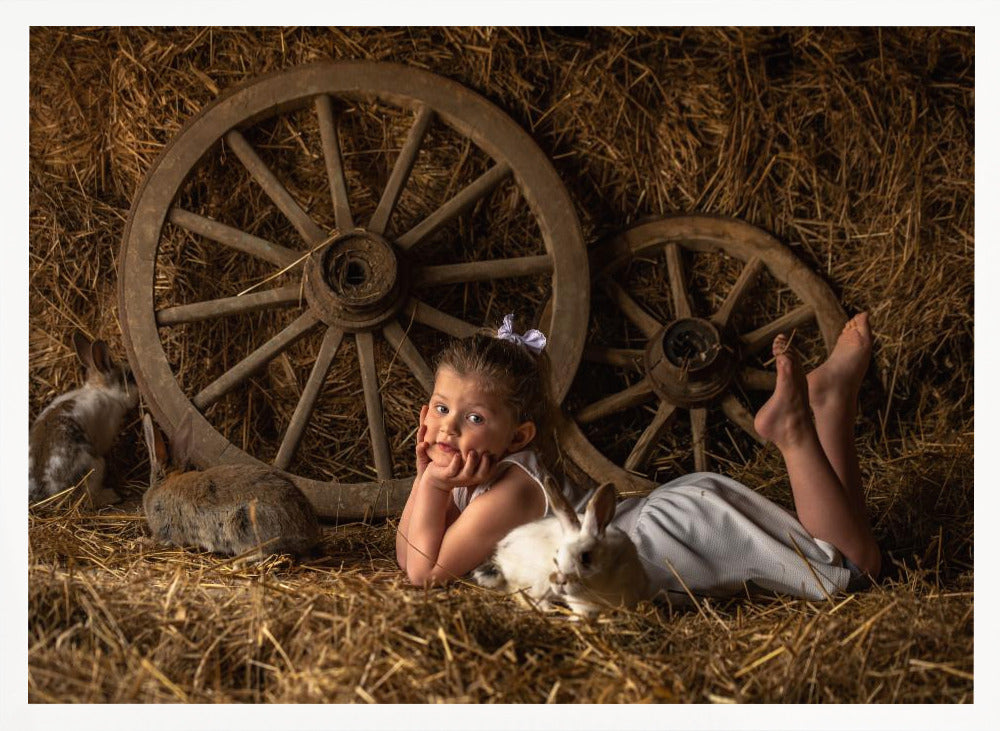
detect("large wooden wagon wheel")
[119,62,588,519]
[551,215,846,495]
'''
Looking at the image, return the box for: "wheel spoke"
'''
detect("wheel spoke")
[395,162,512,251]
[582,346,645,370]
[599,278,662,339]
[314,94,354,231]
[711,256,763,329]
[575,377,655,425]
[740,304,815,355]
[356,331,393,480]
[192,311,321,411]
[368,105,434,236]
[225,129,329,245]
[274,325,345,470]
[412,254,552,287]
[624,401,677,472]
[690,407,708,472]
[382,319,435,394]
[664,242,693,319]
[156,285,303,326]
[740,366,777,392]
[402,297,482,339]
[168,207,301,268]
[719,394,765,444]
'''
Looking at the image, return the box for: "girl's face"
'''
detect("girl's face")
[422,366,535,466]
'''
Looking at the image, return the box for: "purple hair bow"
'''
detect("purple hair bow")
[496,314,547,355]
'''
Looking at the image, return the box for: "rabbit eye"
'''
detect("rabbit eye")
[579,550,592,567]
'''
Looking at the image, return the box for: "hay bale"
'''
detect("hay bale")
[29,27,973,704]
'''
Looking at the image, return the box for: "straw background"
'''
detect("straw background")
[29,27,973,703]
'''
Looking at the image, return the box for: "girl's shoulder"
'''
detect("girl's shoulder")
[496,448,549,484]
[452,449,540,512]
[455,449,577,518]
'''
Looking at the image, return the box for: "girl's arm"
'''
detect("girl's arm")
[402,460,545,586]
[397,408,458,570]
[395,471,459,570]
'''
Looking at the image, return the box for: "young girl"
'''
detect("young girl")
[395,312,881,602]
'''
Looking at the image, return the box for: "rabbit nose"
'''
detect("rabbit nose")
[550,570,567,586]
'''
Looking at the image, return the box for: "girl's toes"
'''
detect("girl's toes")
[773,334,788,356]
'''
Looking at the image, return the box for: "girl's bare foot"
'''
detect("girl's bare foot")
[753,334,815,449]
[806,312,872,412]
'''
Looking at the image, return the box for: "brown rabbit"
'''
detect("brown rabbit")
[141,413,322,560]
[29,331,138,506]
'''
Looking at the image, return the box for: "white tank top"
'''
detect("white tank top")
[451,449,586,516]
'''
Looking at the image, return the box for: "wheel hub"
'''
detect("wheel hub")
[303,231,407,331]
[644,317,737,407]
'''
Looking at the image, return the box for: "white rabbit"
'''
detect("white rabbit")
[142,413,322,560]
[29,331,138,507]
[473,476,650,617]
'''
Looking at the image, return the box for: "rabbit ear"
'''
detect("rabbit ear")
[581,482,617,538]
[90,340,113,373]
[170,412,194,468]
[73,330,94,370]
[142,413,169,473]
[542,475,579,534]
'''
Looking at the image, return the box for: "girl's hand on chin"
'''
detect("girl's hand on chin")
[423,448,496,491]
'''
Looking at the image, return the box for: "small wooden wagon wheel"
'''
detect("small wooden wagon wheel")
[551,215,846,495]
[119,62,588,519]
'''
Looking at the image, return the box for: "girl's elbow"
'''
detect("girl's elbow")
[405,565,454,587]
[395,540,407,571]
[406,566,431,586]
